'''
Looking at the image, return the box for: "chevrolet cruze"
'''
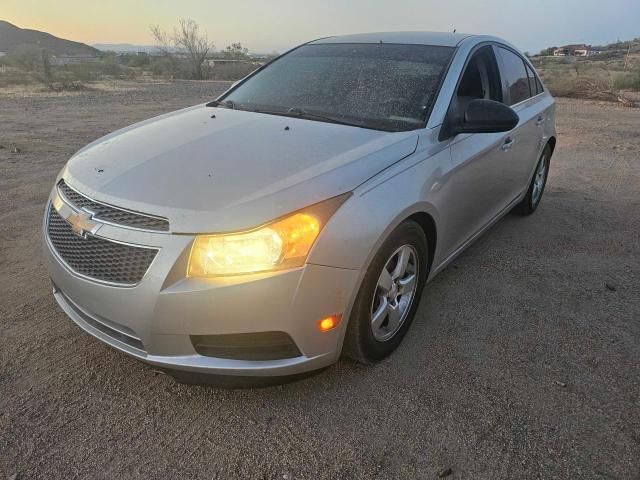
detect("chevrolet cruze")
[43,32,556,384]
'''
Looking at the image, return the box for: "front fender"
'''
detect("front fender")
[307,141,449,274]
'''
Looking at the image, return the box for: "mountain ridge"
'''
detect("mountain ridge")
[0,20,100,56]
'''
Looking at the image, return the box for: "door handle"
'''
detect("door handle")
[501,138,514,151]
[536,116,545,126]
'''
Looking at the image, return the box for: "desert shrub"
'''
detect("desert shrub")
[174,59,197,79]
[545,72,621,101]
[0,66,36,86]
[614,69,640,91]
[207,62,256,81]
[1,47,56,88]
[126,53,151,68]
[59,63,100,82]
[551,56,573,65]
[150,56,175,78]
[123,66,140,79]
[588,50,624,62]
[101,54,122,76]
[7,44,42,71]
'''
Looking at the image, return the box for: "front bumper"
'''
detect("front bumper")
[43,211,360,378]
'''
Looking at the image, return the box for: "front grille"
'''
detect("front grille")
[47,206,158,286]
[58,180,169,232]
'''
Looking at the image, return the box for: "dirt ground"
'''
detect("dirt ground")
[0,82,639,479]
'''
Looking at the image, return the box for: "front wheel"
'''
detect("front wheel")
[513,144,552,215]
[342,220,428,363]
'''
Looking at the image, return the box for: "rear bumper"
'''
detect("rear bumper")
[44,219,361,378]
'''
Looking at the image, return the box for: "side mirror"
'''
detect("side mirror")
[440,99,519,140]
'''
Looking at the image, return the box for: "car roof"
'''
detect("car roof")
[310,31,475,48]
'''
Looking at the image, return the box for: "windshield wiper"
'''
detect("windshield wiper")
[207,102,384,130]
[206,99,237,109]
[283,107,366,128]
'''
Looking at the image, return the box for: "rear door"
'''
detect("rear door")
[494,46,545,199]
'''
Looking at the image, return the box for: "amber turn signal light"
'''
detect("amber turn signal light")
[318,315,341,332]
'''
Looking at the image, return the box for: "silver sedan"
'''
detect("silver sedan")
[43,31,556,384]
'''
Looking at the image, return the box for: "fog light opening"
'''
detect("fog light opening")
[318,314,341,332]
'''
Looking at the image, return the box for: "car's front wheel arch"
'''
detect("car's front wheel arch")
[339,211,436,363]
[406,211,437,276]
[547,136,557,156]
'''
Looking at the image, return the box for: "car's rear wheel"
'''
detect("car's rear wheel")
[513,144,552,215]
[343,220,428,363]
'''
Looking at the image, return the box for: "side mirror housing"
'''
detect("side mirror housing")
[440,99,519,140]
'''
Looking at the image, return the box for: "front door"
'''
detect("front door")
[439,45,518,258]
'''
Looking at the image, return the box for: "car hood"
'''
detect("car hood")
[61,105,418,233]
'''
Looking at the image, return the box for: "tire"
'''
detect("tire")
[343,220,429,364]
[513,144,552,216]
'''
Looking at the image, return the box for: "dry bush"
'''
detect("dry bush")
[207,62,256,81]
[547,74,614,99]
[0,66,35,87]
[537,55,639,106]
[150,19,213,80]
[614,68,640,91]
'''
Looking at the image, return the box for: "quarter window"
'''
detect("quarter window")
[496,47,531,105]
[525,64,537,95]
[535,75,544,94]
[525,63,544,96]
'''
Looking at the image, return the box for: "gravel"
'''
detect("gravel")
[1,83,639,479]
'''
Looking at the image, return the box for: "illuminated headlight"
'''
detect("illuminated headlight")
[187,194,350,277]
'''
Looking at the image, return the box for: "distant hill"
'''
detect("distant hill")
[93,43,162,54]
[0,20,100,56]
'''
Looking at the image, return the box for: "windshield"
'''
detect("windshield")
[221,43,454,132]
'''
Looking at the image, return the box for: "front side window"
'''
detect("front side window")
[456,46,502,102]
[496,47,531,105]
[222,43,454,132]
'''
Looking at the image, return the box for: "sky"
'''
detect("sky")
[2,0,639,54]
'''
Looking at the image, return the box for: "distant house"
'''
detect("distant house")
[573,46,591,56]
[0,52,6,57]
[50,55,100,66]
[553,44,593,56]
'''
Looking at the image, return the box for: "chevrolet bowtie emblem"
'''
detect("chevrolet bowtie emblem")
[52,191,100,238]
[67,210,98,237]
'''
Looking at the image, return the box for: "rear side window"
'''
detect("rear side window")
[496,47,531,105]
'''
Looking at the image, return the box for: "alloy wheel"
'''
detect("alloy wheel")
[532,153,548,206]
[370,245,419,342]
